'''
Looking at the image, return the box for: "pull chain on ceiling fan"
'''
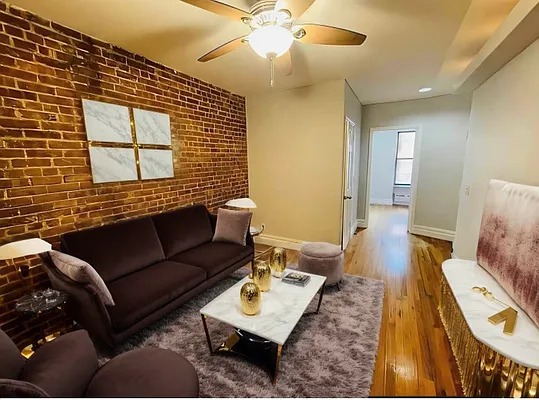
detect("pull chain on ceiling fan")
[181,0,367,87]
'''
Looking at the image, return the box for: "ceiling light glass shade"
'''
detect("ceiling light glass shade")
[248,25,294,59]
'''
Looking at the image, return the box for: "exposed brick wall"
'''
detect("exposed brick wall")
[0,1,248,348]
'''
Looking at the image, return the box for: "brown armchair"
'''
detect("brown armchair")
[0,328,199,397]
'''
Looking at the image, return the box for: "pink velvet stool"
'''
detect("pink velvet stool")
[298,242,344,289]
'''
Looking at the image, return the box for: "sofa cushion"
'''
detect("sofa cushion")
[20,330,98,398]
[0,329,25,380]
[48,250,114,306]
[151,205,214,258]
[61,217,165,282]
[86,348,199,398]
[107,261,206,332]
[170,242,253,278]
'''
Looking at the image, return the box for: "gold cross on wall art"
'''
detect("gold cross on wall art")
[472,286,518,335]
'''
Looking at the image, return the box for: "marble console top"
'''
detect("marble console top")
[442,259,539,368]
[200,269,326,345]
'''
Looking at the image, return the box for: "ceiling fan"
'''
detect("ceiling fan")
[180,0,367,87]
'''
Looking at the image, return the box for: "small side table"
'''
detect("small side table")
[15,289,69,358]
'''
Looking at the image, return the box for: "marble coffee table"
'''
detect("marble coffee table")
[200,269,326,384]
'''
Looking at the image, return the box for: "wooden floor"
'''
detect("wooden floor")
[256,205,462,396]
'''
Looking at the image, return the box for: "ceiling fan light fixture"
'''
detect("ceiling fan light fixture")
[248,25,294,59]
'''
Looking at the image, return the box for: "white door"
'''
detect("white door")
[342,119,356,249]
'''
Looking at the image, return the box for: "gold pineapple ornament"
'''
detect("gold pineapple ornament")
[240,282,261,315]
[269,247,287,278]
[252,260,272,292]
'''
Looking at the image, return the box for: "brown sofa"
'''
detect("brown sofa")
[40,204,254,348]
[0,328,199,397]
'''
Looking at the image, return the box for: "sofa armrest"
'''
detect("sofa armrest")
[39,253,115,348]
[207,212,254,250]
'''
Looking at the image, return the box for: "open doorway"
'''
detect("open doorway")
[365,126,421,233]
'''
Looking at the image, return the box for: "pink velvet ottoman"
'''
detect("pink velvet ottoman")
[298,242,344,288]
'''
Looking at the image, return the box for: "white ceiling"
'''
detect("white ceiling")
[9,0,520,104]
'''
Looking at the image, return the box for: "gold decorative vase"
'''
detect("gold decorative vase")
[269,247,287,278]
[240,282,261,315]
[252,260,272,292]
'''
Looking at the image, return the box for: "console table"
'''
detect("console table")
[440,259,539,397]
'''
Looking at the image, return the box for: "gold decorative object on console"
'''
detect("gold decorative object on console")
[440,276,539,397]
[240,282,261,316]
[472,286,518,335]
[269,247,287,278]
[252,260,272,292]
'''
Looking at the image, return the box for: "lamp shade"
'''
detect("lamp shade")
[225,198,257,209]
[0,238,52,261]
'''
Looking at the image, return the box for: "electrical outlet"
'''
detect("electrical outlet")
[465,185,470,196]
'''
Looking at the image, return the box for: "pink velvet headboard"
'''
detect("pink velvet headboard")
[477,179,539,327]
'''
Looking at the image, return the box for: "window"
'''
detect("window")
[394,131,415,185]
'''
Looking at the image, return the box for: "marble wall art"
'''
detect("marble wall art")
[82,99,133,143]
[133,108,171,146]
[88,147,138,184]
[138,149,174,180]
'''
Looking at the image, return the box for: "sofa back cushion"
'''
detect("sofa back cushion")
[0,329,25,380]
[477,179,539,327]
[61,217,165,282]
[152,205,214,258]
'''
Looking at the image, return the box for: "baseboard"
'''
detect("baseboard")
[393,201,410,206]
[254,234,307,251]
[410,225,455,242]
[370,199,393,206]
[351,219,359,233]
[356,219,367,228]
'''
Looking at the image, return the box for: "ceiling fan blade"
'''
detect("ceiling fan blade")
[296,24,367,46]
[275,50,292,76]
[198,36,247,62]
[275,0,315,18]
[180,0,251,21]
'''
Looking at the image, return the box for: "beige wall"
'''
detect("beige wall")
[247,81,346,245]
[454,38,539,260]
[344,81,362,228]
[359,94,472,233]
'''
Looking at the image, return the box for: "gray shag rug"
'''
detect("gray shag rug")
[98,266,384,397]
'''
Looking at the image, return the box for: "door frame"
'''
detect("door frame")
[364,125,423,233]
[341,117,357,250]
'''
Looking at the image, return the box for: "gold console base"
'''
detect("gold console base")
[439,275,539,397]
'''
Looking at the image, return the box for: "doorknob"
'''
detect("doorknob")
[344,196,352,200]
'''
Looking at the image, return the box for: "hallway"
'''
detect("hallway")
[346,205,461,396]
